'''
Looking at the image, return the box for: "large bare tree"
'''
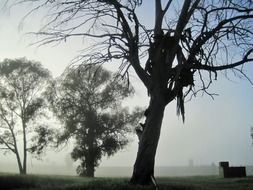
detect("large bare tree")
[14,0,253,185]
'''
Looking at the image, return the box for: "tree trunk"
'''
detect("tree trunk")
[22,119,27,175]
[130,94,166,185]
[15,149,24,175]
[11,127,24,175]
[85,112,95,177]
[85,145,95,177]
[85,156,95,177]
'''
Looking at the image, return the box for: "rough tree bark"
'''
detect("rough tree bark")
[130,38,174,184]
[130,1,197,184]
[131,93,166,184]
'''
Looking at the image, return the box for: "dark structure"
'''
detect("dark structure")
[219,161,246,178]
[250,127,253,144]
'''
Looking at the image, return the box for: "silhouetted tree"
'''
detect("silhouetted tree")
[15,0,253,184]
[47,65,142,177]
[0,58,52,174]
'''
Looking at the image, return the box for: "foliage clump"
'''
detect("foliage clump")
[47,65,143,177]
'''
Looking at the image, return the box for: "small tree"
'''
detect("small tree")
[47,65,142,177]
[0,58,52,174]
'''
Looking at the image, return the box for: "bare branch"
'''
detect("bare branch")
[0,137,15,153]
[188,51,253,72]
[163,0,173,14]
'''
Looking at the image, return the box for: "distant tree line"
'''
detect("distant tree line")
[0,58,142,176]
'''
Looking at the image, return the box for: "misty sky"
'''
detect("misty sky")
[0,1,253,172]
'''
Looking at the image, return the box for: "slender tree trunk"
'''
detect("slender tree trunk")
[22,119,27,175]
[10,125,24,174]
[130,94,166,185]
[15,148,24,174]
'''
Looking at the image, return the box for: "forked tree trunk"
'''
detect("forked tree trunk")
[130,94,166,185]
[11,129,24,175]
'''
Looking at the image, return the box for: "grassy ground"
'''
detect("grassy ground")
[0,173,253,190]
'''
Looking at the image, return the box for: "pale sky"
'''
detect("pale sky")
[0,1,253,172]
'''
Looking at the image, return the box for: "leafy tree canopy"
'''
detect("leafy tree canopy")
[0,57,53,174]
[47,65,143,177]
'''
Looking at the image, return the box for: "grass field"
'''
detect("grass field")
[0,173,253,190]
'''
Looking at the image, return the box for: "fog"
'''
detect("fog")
[0,2,253,177]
